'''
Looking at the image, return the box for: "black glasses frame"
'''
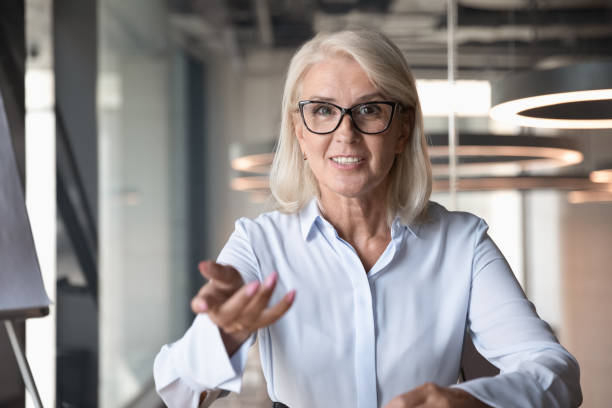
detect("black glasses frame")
[298,100,398,135]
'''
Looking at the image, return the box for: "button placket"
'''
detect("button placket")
[330,232,378,408]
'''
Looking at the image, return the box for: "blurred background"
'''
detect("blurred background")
[1,0,612,407]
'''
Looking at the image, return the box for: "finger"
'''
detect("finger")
[198,261,243,289]
[191,296,207,314]
[201,289,231,311]
[191,279,231,313]
[236,272,280,323]
[191,289,226,313]
[214,281,261,326]
[252,289,296,328]
[390,387,428,408]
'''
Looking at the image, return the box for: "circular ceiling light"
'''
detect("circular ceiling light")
[434,177,604,192]
[230,135,583,179]
[230,141,275,174]
[590,165,612,183]
[567,190,612,204]
[231,152,274,174]
[490,61,612,129]
[230,176,270,192]
[428,133,582,177]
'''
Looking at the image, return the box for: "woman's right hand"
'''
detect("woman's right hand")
[190,261,296,356]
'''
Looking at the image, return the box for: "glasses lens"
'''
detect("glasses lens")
[301,102,341,133]
[352,103,394,134]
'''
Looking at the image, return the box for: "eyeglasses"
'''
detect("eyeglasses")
[298,100,398,135]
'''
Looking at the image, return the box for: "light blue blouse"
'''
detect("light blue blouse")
[154,199,581,408]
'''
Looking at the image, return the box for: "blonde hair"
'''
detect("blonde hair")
[269,30,432,225]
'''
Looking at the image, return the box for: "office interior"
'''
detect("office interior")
[0,0,611,407]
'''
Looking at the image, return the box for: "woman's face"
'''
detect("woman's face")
[294,56,409,202]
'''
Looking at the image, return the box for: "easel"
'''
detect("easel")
[3,320,44,408]
[1,84,51,407]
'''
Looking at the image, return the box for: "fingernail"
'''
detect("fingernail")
[285,290,296,303]
[198,299,208,312]
[246,281,259,296]
[264,272,277,289]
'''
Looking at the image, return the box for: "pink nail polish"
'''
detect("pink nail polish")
[286,290,296,302]
[198,299,208,312]
[264,272,277,289]
[246,281,259,296]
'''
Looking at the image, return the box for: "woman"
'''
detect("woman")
[154,30,582,408]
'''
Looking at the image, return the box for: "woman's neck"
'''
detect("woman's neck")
[318,192,390,243]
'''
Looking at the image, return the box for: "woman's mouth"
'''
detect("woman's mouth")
[329,156,365,168]
[331,156,363,164]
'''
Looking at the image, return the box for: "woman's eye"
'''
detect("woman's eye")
[314,104,333,116]
[357,104,379,115]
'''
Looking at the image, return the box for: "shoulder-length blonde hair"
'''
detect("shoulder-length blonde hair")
[269,30,432,225]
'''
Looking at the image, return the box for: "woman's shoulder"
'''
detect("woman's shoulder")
[419,201,485,233]
[233,207,302,237]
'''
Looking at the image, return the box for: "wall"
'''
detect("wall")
[562,200,612,408]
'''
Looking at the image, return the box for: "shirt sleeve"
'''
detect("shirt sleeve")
[452,219,582,408]
[153,219,261,407]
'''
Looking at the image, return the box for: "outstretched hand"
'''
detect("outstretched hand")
[384,383,490,408]
[190,261,296,355]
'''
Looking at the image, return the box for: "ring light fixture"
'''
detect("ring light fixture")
[590,166,612,183]
[230,135,583,179]
[230,141,275,174]
[231,175,608,195]
[490,61,612,129]
[567,190,612,204]
[229,135,587,201]
[427,134,582,177]
[231,152,274,174]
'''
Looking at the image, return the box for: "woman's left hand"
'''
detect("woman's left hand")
[384,383,491,408]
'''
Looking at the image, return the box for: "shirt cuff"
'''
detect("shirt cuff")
[154,353,202,408]
[451,371,551,408]
[176,314,255,392]
[154,314,255,407]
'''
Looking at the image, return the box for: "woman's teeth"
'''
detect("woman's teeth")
[332,157,362,164]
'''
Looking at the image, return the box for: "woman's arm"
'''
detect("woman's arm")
[451,219,582,408]
[153,219,295,408]
[153,312,256,408]
[384,217,580,408]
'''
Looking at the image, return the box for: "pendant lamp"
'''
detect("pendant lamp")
[490,61,612,129]
[590,164,612,183]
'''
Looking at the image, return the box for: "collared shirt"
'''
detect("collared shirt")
[154,199,582,408]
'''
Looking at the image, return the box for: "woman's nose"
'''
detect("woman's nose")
[333,113,359,143]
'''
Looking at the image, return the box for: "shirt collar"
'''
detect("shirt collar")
[299,198,421,241]
[392,215,420,239]
[299,198,322,241]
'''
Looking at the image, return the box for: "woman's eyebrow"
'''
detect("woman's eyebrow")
[304,93,386,104]
[304,96,336,102]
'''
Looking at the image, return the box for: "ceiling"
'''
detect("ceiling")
[160,0,612,195]
[168,0,612,79]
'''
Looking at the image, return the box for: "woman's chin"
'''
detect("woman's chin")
[322,184,383,201]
